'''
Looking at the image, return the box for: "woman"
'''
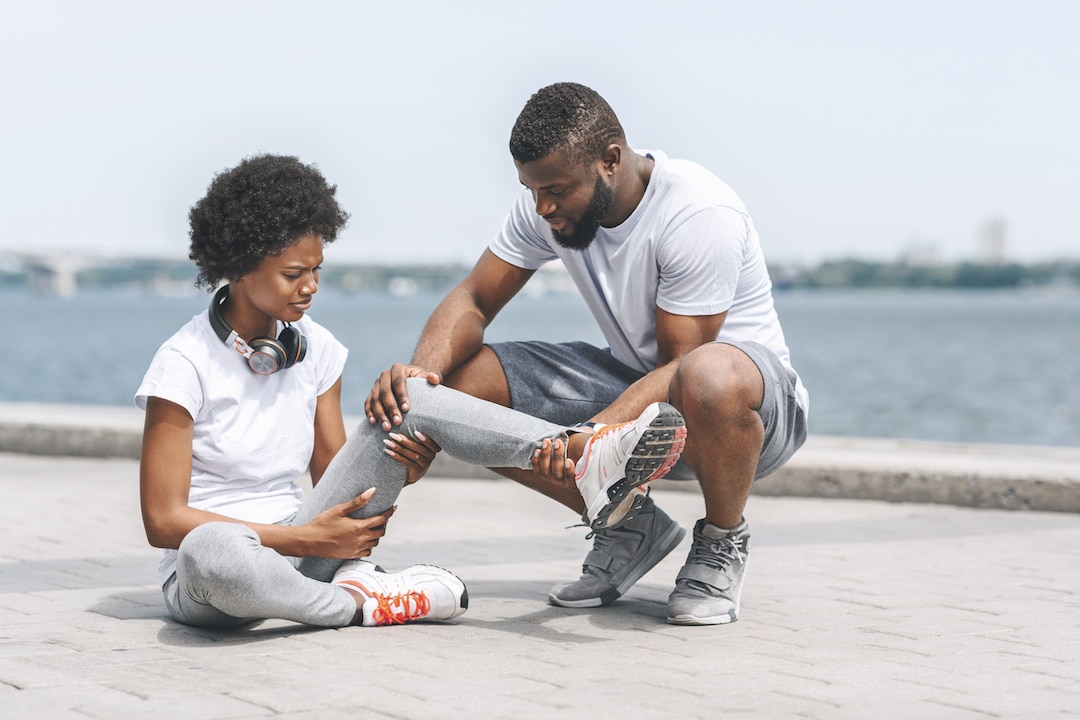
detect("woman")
[137,154,683,630]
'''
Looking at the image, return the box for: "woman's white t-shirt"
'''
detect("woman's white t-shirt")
[135,309,348,585]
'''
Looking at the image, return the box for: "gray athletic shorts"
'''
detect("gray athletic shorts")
[489,340,807,481]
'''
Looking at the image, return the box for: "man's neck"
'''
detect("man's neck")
[605,150,655,227]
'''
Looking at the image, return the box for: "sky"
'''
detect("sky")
[1,0,1077,267]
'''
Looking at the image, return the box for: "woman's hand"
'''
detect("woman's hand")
[303,488,397,559]
[383,431,442,485]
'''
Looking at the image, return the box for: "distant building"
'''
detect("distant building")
[978,218,1007,264]
[900,241,942,266]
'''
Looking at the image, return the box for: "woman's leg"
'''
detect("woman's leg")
[164,522,357,629]
[294,378,568,581]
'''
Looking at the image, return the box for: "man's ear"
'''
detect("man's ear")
[600,143,622,175]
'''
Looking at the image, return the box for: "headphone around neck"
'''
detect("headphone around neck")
[208,285,307,375]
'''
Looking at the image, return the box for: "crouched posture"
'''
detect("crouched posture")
[367,83,809,625]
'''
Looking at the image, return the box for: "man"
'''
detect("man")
[366,82,808,625]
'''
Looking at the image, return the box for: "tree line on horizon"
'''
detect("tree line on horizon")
[769,258,1079,290]
[2,256,1078,292]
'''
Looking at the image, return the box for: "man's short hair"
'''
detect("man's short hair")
[509,82,625,166]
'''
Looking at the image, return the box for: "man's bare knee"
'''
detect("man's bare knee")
[672,344,764,416]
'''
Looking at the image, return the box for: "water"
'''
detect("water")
[4,287,1078,448]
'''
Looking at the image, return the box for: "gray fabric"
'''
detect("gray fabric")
[490,339,806,481]
[164,522,356,629]
[165,379,567,628]
[731,341,807,480]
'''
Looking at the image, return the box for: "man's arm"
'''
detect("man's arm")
[365,249,534,429]
[411,250,534,372]
[591,306,726,425]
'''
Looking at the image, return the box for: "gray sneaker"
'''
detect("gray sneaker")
[667,518,750,625]
[549,496,686,608]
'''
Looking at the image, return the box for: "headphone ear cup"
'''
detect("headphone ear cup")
[277,326,304,368]
[295,332,307,365]
[247,337,287,375]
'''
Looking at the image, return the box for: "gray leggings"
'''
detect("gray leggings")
[163,378,566,629]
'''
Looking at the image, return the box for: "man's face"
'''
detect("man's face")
[516,150,614,250]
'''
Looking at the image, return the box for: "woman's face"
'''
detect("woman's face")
[233,233,324,325]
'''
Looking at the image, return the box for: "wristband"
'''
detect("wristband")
[569,420,602,435]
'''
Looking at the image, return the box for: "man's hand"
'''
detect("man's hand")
[365,363,443,431]
[530,437,578,493]
[383,430,442,485]
[303,488,397,559]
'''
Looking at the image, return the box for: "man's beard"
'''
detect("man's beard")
[550,174,614,251]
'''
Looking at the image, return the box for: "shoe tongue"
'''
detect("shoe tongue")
[699,521,730,540]
[699,519,746,540]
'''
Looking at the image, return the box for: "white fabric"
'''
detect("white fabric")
[135,309,348,585]
[489,149,808,412]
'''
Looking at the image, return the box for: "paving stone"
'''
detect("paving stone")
[2,451,1080,718]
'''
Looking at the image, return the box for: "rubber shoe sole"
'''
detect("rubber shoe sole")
[586,404,686,531]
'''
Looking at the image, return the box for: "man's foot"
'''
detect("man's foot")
[575,402,686,530]
[667,519,750,625]
[549,496,685,607]
[333,560,468,626]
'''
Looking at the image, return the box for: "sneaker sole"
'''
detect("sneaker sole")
[548,519,687,608]
[590,404,686,531]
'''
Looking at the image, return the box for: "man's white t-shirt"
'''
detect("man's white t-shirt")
[489,150,808,413]
[135,309,348,585]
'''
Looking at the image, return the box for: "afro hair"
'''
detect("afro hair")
[188,154,349,289]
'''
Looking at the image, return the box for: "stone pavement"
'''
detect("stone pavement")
[2,451,1079,719]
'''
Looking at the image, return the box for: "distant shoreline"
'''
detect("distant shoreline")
[3,253,1079,296]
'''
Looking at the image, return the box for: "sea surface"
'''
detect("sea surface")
[4,287,1078,448]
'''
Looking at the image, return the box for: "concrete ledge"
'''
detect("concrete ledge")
[0,403,145,458]
[746,435,1080,512]
[2,402,1078,513]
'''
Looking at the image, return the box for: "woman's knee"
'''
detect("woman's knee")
[177,522,260,581]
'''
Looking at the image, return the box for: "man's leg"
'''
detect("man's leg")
[665,341,806,625]
[668,343,765,529]
[449,341,693,608]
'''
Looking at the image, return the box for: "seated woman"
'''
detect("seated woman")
[137,154,684,630]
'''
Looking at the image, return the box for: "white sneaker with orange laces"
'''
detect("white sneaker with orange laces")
[575,402,687,531]
[332,560,468,626]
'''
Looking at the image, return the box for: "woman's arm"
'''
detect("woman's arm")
[309,376,347,487]
[139,396,390,558]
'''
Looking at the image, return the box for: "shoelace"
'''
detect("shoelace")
[689,534,746,572]
[682,533,747,595]
[579,526,622,578]
[368,590,432,625]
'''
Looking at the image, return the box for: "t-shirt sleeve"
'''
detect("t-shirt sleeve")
[309,322,349,396]
[488,189,559,270]
[655,205,748,317]
[134,346,203,420]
